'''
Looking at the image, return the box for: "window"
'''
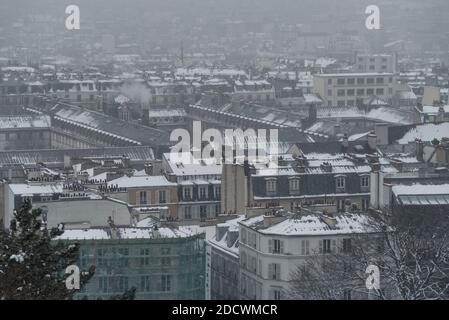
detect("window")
[301,240,310,255]
[183,187,192,200]
[376,88,384,95]
[289,178,300,195]
[356,89,365,96]
[200,205,207,218]
[357,78,365,85]
[215,204,221,216]
[343,238,352,253]
[140,248,150,266]
[159,190,167,204]
[347,89,355,96]
[327,89,332,96]
[118,248,129,267]
[184,206,192,219]
[268,263,281,280]
[214,186,221,199]
[367,88,374,95]
[199,187,207,199]
[161,247,171,255]
[367,78,374,84]
[272,289,282,300]
[337,100,345,107]
[320,239,332,254]
[118,277,128,292]
[360,175,370,188]
[266,179,277,195]
[99,277,108,293]
[347,78,355,85]
[161,275,171,292]
[140,276,150,292]
[336,176,346,189]
[337,89,345,97]
[328,79,332,85]
[337,79,345,85]
[98,248,107,267]
[161,257,171,267]
[269,239,284,254]
[139,191,147,205]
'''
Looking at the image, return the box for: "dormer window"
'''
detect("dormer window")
[198,186,207,199]
[183,187,192,200]
[335,175,346,192]
[289,177,300,195]
[360,175,370,189]
[265,178,277,196]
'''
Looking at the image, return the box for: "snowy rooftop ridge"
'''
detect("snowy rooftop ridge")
[56,226,202,241]
[240,212,376,236]
[392,184,449,196]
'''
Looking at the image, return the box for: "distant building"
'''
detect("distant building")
[0,115,51,150]
[162,152,222,222]
[353,53,397,73]
[313,73,397,107]
[231,80,276,104]
[56,226,206,300]
[105,175,179,220]
[238,209,379,300]
[207,216,243,300]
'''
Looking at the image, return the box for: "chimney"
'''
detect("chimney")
[226,228,239,247]
[144,163,153,175]
[415,139,424,162]
[216,224,229,241]
[320,211,337,229]
[152,225,160,239]
[368,132,377,150]
[263,209,287,228]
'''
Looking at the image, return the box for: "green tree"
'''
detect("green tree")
[0,200,95,300]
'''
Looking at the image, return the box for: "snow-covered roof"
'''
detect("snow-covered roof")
[0,115,50,129]
[108,175,176,188]
[163,152,222,177]
[9,183,63,195]
[240,213,375,236]
[392,184,449,196]
[56,226,200,240]
[397,123,449,144]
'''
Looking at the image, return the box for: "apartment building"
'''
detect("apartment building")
[106,175,178,220]
[313,73,396,107]
[207,216,244,300]
[353,53,397,73]
[162,152,222,221]
[238,209,377,300]
[231,80,276,103]
[57,226,206,300]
